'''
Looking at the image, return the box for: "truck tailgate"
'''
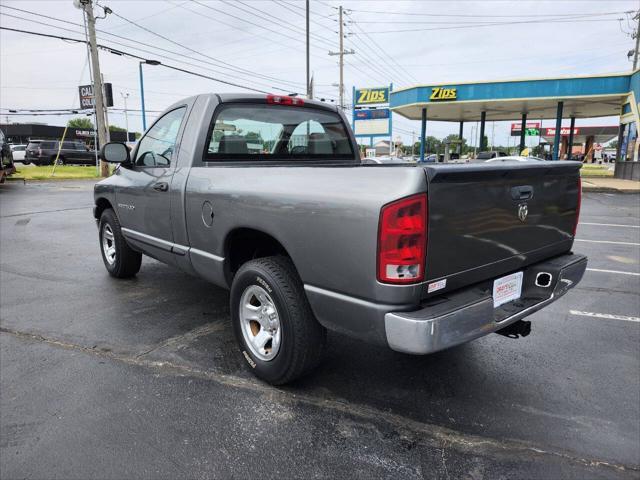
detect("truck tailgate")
[423,161,581,295]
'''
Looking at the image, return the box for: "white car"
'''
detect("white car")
[10,144,27,162]
[484,155,544,163]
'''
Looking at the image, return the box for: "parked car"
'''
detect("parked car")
[485,155,544,163]
[362,156,409,164]
[417,154,438,163]
[94,93,587,385]
[0,129,16,183]
[25,140,96,166]
[476,151,509,160]
[10,144,27,163]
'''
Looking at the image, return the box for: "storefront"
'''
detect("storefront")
[0,123,133,148]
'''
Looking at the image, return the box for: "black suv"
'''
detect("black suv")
[25,140,96,166]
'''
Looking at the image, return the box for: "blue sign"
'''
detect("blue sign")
[354,109,390,120]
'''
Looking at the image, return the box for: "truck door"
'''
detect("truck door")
[115,106,187,264]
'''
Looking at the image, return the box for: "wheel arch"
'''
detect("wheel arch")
[94,197,114,220]
[224,227,295,285]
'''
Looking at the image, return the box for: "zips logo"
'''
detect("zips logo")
[430,87,457,101]
[355,88,389,105]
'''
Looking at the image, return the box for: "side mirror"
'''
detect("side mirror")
[100,142,130,163]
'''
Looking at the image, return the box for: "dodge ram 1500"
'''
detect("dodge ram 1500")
[94,93,586,384]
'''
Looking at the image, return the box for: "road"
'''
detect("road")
[1,180,638,479]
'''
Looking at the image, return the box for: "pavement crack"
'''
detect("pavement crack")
[1,325,638,476]
[135,322,225,359]
[0,206,93,219]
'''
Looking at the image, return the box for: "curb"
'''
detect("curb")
[582,186,640,194]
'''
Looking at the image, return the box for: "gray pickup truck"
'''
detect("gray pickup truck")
[94,93,586,384]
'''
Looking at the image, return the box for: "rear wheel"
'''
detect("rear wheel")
[53,156,65,165]
[99,208,142,278]
[230,256,326,385]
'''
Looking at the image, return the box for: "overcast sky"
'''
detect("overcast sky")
[1,0,638,147]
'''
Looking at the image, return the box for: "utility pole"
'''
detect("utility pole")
[328,6,354,110]
[306,0,311,98]
[633,11,640,70]
[338,6,344,109]
[121,92,130,143]
[83,0,109,176]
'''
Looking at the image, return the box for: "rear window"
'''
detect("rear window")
[476,152,494,160]
[12,145,26,151]
[27,142,41,149]
[204,104,354,162]
[40,141,56,149]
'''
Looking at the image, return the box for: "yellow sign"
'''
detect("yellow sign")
[430,87,457,101]
[355,87,389,105]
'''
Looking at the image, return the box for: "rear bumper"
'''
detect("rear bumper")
[384,253,587,354]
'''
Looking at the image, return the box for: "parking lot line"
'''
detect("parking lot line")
[579,222,640,229]
[586,268,640,276]
[569,310,640,323]
[575,239,640,246]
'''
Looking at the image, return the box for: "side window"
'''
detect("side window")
[135,107,186,167]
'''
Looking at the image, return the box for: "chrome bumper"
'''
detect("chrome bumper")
[384,253,587,355]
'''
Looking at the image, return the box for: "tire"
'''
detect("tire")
[22,161,30,165]
[98,208,142,278]
[53,156,65,166]
[231,256,326,385]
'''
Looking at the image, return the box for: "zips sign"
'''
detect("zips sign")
[355,87,389,106]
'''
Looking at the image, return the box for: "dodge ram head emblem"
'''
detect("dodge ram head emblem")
[518,203,528,222]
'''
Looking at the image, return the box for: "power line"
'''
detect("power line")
[222,0,336,49]
[97,3,308,89]
[347,9,632,18]
[0,26,274,94]
[357,17,626,35]
[0,4,307,92]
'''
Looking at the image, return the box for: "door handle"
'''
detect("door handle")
[153,182,169,192]
[511,185,533,201]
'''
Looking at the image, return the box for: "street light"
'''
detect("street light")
[139,59,161,131]
[120,92,130,143]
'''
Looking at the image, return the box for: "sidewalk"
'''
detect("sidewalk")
[581,177,640,193]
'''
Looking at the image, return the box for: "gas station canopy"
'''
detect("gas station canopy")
[390,71,638,122]
[389,70,640,167]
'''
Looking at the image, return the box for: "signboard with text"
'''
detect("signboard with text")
[353,108,390,136]
[78,83,114,109]
[78,84,95,110]
[544,127,580,136]
[354,87,389,106]
[510,122,541,132]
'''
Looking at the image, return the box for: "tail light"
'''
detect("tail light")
[37,147,42,156]
[266,94,304,106]
[377,194,427,284]
[572,177,582,236]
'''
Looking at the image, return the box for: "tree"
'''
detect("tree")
[109,125,126,132]
[67,117,94,129]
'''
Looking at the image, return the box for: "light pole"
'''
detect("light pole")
[139,59,160,131]
[120,92,130,143]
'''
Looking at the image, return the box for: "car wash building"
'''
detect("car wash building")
[390,70,640,180]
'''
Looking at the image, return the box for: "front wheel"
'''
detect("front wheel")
[230,256,326,385]
[99,208,142,278]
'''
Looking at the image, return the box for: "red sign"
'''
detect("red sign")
[510,122,540,132]
[544,127,579,136]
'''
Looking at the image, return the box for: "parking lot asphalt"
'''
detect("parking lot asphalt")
[1,180,639,479]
